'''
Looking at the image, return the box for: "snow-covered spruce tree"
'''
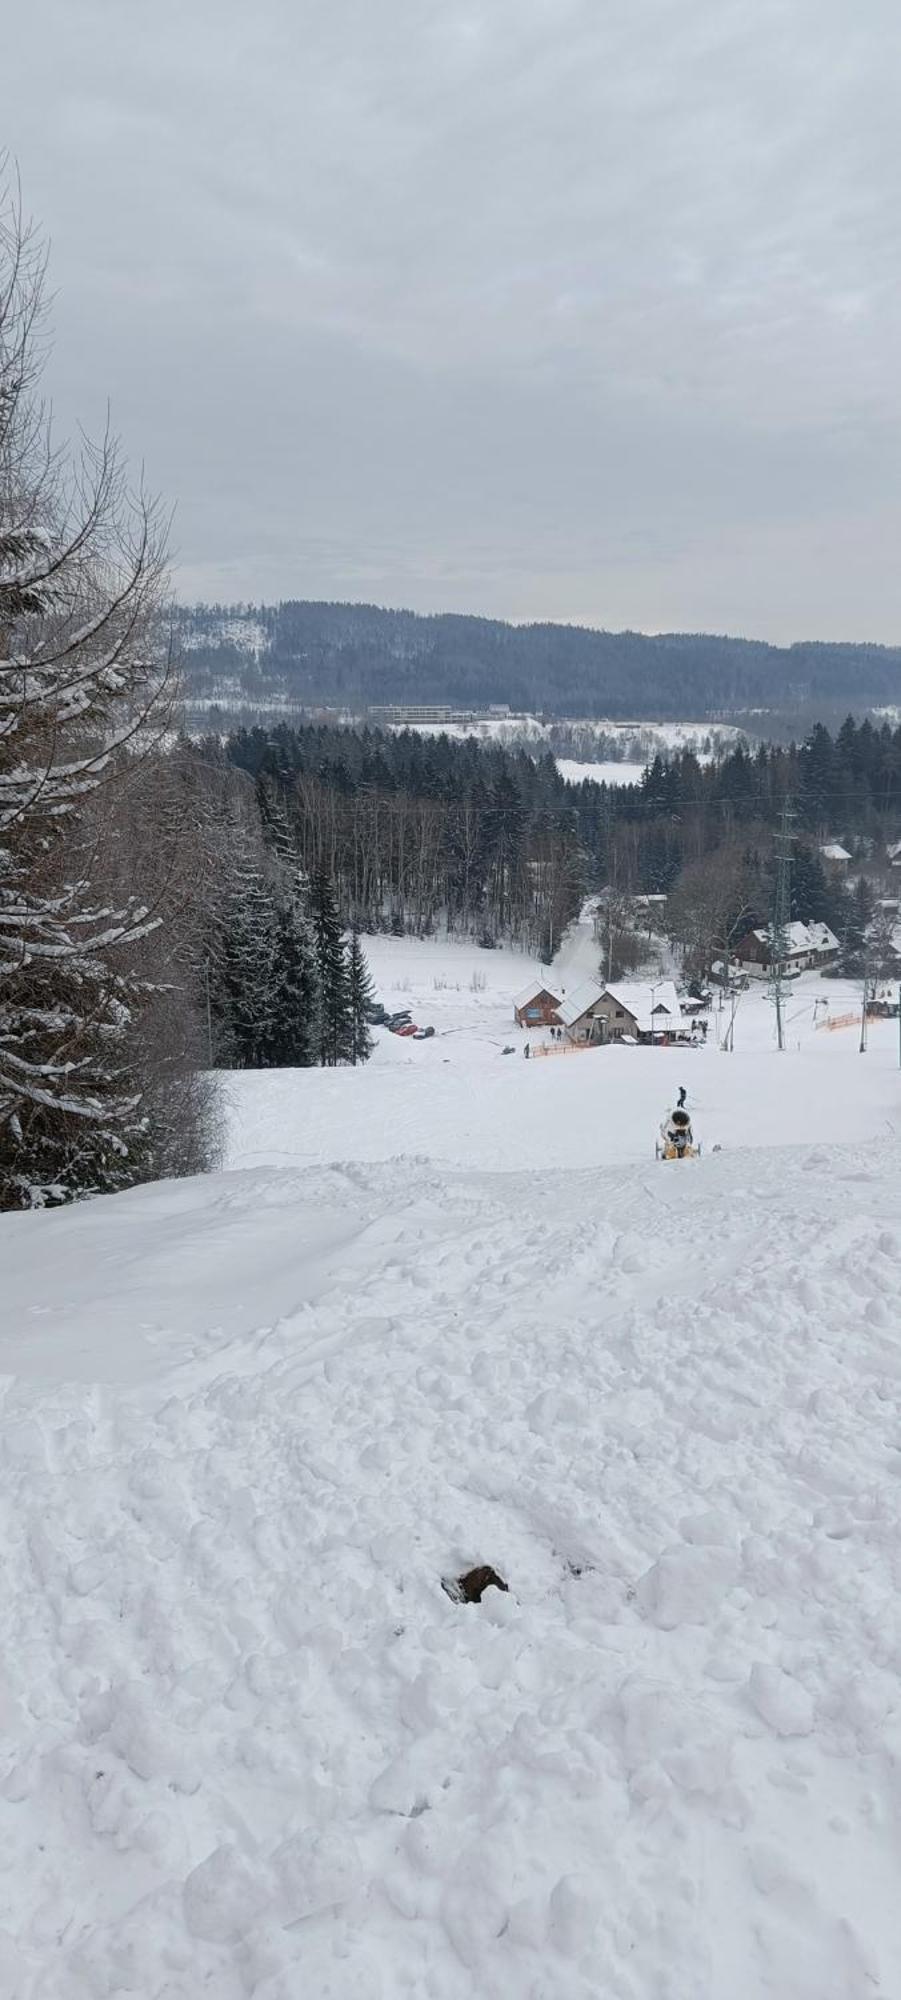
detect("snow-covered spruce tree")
[254,769,321,1066]
[264,882,320,1068]
[0,179,172,1208]
[209,840,282,1068]
[348,927,375,1065]
[310,870,353,1066]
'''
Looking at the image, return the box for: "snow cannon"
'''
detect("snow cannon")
[656,1107,700,1161]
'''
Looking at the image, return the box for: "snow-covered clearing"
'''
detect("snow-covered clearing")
[555,759,647,787]
[3,926,901,1996]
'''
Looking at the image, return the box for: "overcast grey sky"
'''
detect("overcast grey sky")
[8,0,901,639]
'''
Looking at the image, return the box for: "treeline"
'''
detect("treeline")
[223,713,901,927]
[175,598,901,721]
[225,724,585,955]
[204,825,374,1074]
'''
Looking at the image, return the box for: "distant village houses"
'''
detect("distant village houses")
[555,979,688,1046]
[735,921,839,975]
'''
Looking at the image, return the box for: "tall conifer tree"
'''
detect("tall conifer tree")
[310,871,352,1066]
[348,928,375,1065]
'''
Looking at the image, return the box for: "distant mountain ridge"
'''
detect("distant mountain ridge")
[174,599,901,721]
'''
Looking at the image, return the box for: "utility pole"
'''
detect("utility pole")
[859,960,871,1055]
[724,979,739,1053]
[769,802,795,1053]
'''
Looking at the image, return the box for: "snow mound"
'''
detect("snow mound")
[2,1136,901,1994]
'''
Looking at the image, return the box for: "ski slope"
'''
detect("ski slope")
[2,938,901,1996]
[226,930,901,1175]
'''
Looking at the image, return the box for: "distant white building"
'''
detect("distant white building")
[820,842,851,867]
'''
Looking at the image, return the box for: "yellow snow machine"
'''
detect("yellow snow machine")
[656,1107,700,1161]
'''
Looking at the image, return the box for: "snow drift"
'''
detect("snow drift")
[3,1128,901,1996]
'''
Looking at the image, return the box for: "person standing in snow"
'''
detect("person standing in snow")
[677,1085,687,1108]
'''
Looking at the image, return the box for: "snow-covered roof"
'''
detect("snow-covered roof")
[750,921,838,956]
[820,842,851,862]
[602,980,681,1031]
[513,978,560,1010]
[556,980,604,1027]
[887,841,901,861]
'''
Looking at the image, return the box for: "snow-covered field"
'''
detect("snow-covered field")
[555,758,647,787]
[3,924,901,1997]
[389,716,745,779]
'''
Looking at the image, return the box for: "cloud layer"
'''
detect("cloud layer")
[8,0,901,639]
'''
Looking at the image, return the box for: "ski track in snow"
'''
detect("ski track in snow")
[3,1141,901,1996]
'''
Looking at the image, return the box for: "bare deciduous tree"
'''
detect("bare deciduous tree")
[665,844,759,985]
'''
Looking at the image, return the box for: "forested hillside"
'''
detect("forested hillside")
[177,600,901,720]
[222,714,901,970]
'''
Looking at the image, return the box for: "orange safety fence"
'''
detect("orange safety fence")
[816,1012,860,1032]
[530,1038,597,1057]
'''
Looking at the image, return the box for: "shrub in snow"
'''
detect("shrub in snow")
[441,1564,509,1604]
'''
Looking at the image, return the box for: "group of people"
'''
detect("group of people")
[524,1026,566,1058]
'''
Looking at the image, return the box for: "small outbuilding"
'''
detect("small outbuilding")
[820,842,851,868]
[513,979,561,1029]
[868,982,901,1019]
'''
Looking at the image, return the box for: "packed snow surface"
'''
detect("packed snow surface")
[3,929,901,1997]
[555,759,647,787]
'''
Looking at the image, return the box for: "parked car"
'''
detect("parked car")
[387,1011,413,1029]
[412,1025,435,1040]
[394,1022,418,1037]
[365,1002,391,1027]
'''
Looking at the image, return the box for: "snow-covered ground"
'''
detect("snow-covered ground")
[555,758,647,787]
[3,925,901,1997]
[391,716,743,774]
[225,926,901,1174]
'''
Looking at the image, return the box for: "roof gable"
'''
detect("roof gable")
[556,979,604,1027]
[599,980,681,1030]
[514,980,560,1010]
